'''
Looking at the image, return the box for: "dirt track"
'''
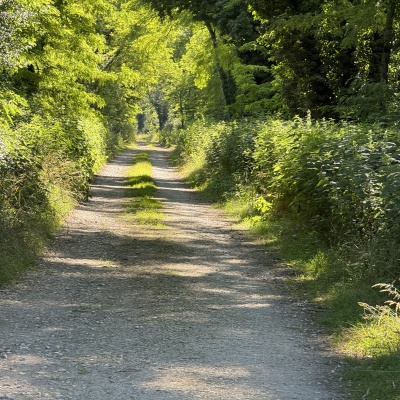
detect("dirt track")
[0,143,345,399]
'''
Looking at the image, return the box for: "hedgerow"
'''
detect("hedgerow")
[0,113,110,284]
[167,116,400,281]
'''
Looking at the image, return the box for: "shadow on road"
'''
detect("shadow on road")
[0,145,345,400]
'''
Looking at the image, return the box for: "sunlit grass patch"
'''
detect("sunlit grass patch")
[136,132,159,147]
[126,178,156,198]
[339,312,400,399]
[132,151,150,164]
[341,283,400,357]
[341,316,400,357]
[127,195,163,226]
[125,151,164,226]
[135,209,164,226]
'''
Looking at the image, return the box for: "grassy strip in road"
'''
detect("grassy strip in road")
[125,151,164,226]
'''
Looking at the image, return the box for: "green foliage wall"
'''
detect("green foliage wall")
[0,0,166,283]
[167,117,400,280]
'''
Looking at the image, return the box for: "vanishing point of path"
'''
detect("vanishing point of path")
[0,144,345,399]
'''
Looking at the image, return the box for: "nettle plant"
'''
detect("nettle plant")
[359,282,400,319]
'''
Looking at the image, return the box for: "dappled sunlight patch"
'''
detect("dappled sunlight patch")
[0,299,25,307]
[141,364,268,397]
[8,354,48,366]
[340,316,400,358]
[161,263,215,277]
[144,310,211,324]
[201,287,239,295]
[41,327,66,333]
[239,302,270,309]
[0,354,59,398]
[44,256,120,270]
[208,302,272,310]
[156,184,193,193]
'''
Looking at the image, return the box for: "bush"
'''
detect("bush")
[168,115,400,280]
[0,112,112,284]
[253,118,400,238]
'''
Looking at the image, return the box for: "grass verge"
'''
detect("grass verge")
[125,151,164,226]
[223,195,400,399]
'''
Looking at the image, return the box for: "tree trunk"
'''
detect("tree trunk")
[149,88,169,130]
[369,0,397,83]
[380,0,397,83]
[203,20,234,119]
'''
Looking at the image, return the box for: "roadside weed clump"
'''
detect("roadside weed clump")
[353,282,400,357]
[125,151,163,226]
[338,283,400,399]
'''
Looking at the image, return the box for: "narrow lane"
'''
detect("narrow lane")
[0,143,344,399]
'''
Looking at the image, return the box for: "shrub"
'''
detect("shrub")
[168,115,400,280]
[0,112,111,284]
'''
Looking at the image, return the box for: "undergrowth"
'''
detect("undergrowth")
[0,114,135,286]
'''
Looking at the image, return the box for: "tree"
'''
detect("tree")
[0,0,41,125]
[248,0,400,119]
[141,0,258,117]
[98,0,186,133]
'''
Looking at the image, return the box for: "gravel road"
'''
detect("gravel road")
[0,143,345,399]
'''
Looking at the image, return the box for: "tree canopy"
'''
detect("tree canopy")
[0,0,399,137]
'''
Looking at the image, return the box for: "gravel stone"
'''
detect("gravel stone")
[0,143,346,399]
